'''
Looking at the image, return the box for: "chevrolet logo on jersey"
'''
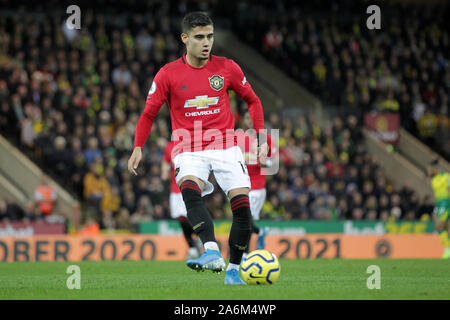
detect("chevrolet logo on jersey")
[184,95,220,117]
[184,95,219,109]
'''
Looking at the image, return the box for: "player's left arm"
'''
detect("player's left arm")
[228,60,268,159]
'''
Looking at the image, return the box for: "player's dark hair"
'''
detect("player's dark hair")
[181,12,213,34]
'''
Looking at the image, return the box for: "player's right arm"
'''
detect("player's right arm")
[128,68,169,175]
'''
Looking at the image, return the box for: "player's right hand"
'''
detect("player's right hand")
[128,147,142,176]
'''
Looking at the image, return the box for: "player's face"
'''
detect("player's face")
[183,25,214,60]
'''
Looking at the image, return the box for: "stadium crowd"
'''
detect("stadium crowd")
[0,2,440,231]
[233,0,450,160]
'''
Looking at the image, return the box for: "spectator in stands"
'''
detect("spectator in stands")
[262,195,285,220]
[130,205,152,227]
[418,195,436,219]
[116,207,131,230]
[122,190,137,216]
[47,136,73,178]
[282,190,297,219]
[101,185,121,214]
[79,217,100,235]
[112,62,132,87]
[100,209,116,231]
[83,163,111,214]
[23,202,45,222]
[263,24,283,51]
[84,137,102,166]
[327,196,339,220]
[34,176,57,217]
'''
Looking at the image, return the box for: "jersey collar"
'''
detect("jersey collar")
[182,52,212,69]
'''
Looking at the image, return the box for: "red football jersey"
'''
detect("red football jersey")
[163,141,181,194]
[134,53,265,155]
[236,131,276,190]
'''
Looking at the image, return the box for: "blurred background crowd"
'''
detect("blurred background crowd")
[233,0,450,159]
[0,0,446,231]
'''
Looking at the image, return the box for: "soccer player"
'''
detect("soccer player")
[236,110,278,256]
[427,159,450,259]
[162,140,202,259]
[128,12,268,285]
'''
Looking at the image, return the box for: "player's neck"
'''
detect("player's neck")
[185,52,208,68]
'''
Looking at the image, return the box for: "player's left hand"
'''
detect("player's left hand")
[128,147,142,176]
[257,142,269,166]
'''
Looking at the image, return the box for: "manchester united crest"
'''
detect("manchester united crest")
[209,75,224,91]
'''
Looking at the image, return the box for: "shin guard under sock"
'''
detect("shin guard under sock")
[244,221,261,253]
[229,194,252,264]
[180,180,216,244]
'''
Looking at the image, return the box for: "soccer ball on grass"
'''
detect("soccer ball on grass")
[239,249,280,285]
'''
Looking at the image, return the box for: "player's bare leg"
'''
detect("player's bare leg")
[179,175,225,272]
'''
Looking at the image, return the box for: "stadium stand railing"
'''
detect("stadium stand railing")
[397,128,450,174]
[363,128,433,199]
[0,135,80,226]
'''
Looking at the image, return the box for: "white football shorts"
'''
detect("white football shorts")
[169,192,187,219]
[249,188,267,220]
[173,146,251,197]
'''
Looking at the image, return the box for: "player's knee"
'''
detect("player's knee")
[180,180,203,211]
[228,187,249,199]
[178,175,205,191]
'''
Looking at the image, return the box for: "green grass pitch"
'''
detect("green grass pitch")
[0,259,448,300]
